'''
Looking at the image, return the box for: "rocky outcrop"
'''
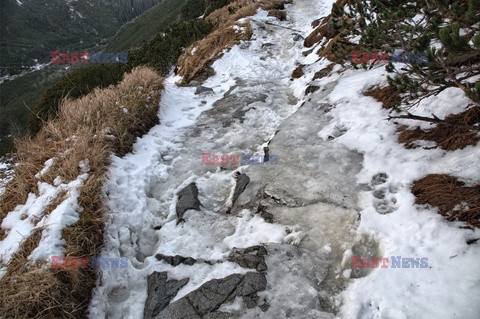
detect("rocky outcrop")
[231,173,250,208]
[144,272,189,319]
[176,183,201,222]
[152,272,267,319]
[227,246,268,272]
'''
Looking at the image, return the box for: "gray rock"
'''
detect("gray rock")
[195,86,214,95]
[228,246,268,272]
[305,85,320,94]
[256,205,274,223]
[302,48,314,56]
[155,253,197,266]
[153,272,266,319]
[176,183,201,222]
[263,146,270,162]
[204,311,231,319]
[231,174,250,207]
[144,272,189,319]
[313,68,330,80]
[292,33,303,41]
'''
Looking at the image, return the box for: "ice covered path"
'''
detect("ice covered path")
[89,1,362,317]
[89,0,480,318]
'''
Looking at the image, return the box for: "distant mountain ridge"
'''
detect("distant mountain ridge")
[0,0,164,76]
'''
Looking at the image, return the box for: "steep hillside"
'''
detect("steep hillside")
[105,0,189,52]
[0,0,163,76]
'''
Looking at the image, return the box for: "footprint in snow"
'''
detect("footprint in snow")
[370,173,399,215]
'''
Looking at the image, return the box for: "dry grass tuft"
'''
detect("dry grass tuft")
[206,0,284,26]
[0,66,163,318]
[398,106,480,151]
[304,14,332,48]
[177,0,284,84]
[316,35,347,62]
[412,174,480,228]
[364,85,401,109]
[268,9,287,21]
[177,21,252,84]
[311,18,322,28]
[291,65,304,79]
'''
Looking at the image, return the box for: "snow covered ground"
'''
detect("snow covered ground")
[15,0,472,318]
[0,0,477,317]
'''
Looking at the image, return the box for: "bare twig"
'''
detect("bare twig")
[388,111,479,130]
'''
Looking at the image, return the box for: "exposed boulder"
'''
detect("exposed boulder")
[228,246,268,272]
[144,272,189,319]
[176,183,201,222]
[153,272,267,319]
[195,86,214,95]
[231,173,250,207]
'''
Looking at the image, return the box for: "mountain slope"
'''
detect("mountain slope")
[105,0,189,52]
[0,0,163,75]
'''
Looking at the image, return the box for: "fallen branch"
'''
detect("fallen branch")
[388,112,479,131]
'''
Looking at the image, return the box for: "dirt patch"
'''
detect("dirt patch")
[412,174,480,228]
[364,85,401,109]
[398,106,480,151]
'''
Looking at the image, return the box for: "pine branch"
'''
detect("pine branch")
[388,112,479,131]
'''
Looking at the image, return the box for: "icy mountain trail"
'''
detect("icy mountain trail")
[89,0,480,318]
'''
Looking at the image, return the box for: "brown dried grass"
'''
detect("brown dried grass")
[0,66,163,318]
[177,0,283,84]
[398,106,480,151]
[304,15,331,48]
[206,0,284,26]
[364,85,401,109]
[412,174,480,228]
[177,21,252,84]
[317,34,346,62]
[291,65,304,79]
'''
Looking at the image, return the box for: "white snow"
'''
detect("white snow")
[304,60,480,318]
[0,161,89,277]
[35,158,55,179]
[28,161,90,263]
